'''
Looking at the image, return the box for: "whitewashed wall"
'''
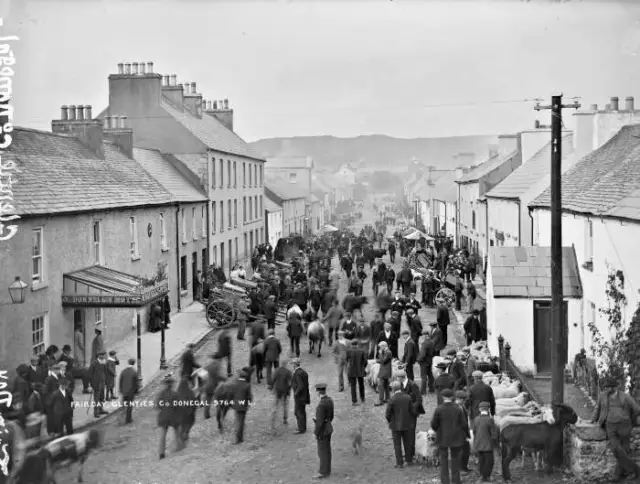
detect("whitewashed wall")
[532,208,640,353]
[458,183,481,249]
[487,198,520,247]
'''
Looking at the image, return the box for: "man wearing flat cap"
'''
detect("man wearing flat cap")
[291,358,310,434]
[313,383,334,479]
[466,371,495,422]
[232,367,253,444]
[429,322,445,357]
[417,330,435,395]
[397,369,425,465]
[449,351,467,391]
[156,374,181,459]
[464,309,482,346]
[454,390,472,473]
[430,388,470,484]
[43,362,61,435]
[434,362,455,406]
[88,351,109,418]
[385,380,415,468]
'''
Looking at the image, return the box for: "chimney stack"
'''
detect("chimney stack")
[147,62,153,73]
[132,62,139,75]
[170,74,177,86]
[102,113,134,159]
[139,62,146,75]
[124,63,131,75]
[60,105,68,121]
[52,103,105,158]
[117,63,124,75]
[84,105,93,120]
[590,104,598,111]
[191,82,196,94]
[626,96,634,111]
[610,97,619,111]
[68,105,77,120]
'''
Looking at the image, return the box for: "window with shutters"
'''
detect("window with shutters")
[243,197,247,223]
[130,217,140,259]
[233,161,237,187]
[249,198,253,220]
[201,206,206,238]
[192,207,197,240]
[32,314,48,356]
[219,159,224,188]
[220,201,224,232]
[227,160,231,188]
[254,196,258,220]
[243,162,246,187]
[93,221,102,265]
[32,228,44,282]
[212,202,217,233]
[211,157,216,188]
[254,165,257,188]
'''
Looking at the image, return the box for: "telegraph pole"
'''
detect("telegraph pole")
[534,94,580,405]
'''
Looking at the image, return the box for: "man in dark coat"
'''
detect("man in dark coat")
[464,309,482,345]
[449,352,468,391]
[263,295,278,331]
[388,242,396,264]
[405,292,421,314]
[340,312,357,340]
[49,379,74,437]
[417,330,435,395]
[369,313,385,359]
[214,329,232,378]
[397,265,413,296]
[12,365,30,407]
[434,362,455,405]
[263,330,282,389]
[455,390,472,473]
[118,358,139,424]
[377,322,399,359]
[405,308,423,343]
[313,383,334,479]
[232,367,253,444]
[156,374,181,459]
[286,309,304,358]
[401,331,418,382]
[436,303,450,347]
[390,291,405,317]
[430,322,445,357]
[291,358,310,434]
[430,389,470,484]
[466,371,496,421]
[27,356,46,391]
[250,316,266,348]
[176,376,197,445]
[181,343,200,381]
[88,352,108,418]
[271,360,292,429]
[386,380,416,468]
[345,340,367,405]
[398,369,425,465]
[375,341,393,406]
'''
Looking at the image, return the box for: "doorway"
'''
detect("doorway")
[202,248,208,271]
[192,252,197,299]
[73,309,86,366]
[533,300,568,373]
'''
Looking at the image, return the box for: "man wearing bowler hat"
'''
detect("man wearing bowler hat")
[313,383,334,479]
[431,388,470,484]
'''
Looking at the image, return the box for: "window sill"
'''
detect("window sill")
[182,241,188,246]
[180,289,188,297]
[31,281,48,292]
[161,246,169,253]
[131,254,141,261]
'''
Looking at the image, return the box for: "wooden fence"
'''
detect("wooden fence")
[497,335,542,403]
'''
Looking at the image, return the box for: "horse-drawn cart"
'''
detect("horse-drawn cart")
[205,282,247,328]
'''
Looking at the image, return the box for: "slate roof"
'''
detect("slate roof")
[457,151,518,184]
[486,134,574,199]
[529,124,640,220]
[489,246,582,298]
[265,179,309,200]
[7,128,172,216]
[264,197,282,212]
[161,100,265,161]
[133,148,207,203]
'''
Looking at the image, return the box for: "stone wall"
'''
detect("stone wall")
[565,425,640,481]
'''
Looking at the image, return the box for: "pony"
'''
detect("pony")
[500,403,577,481]
[307,319,326,357]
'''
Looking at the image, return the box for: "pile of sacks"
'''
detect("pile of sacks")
[493,391,556,429]
[365,358,403,390]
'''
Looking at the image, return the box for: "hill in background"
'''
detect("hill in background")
[250,134,498,171]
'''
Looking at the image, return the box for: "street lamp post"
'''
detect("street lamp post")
[160,301,168,370]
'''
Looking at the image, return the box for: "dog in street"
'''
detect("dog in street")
[349,423,364,455]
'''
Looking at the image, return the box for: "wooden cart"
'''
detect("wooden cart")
[205,282,247,328]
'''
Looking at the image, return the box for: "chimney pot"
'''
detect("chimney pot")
[60,105,68,121]
[120,116,127,129]
[117,63,124,75]
[132,62,139,75]
[124,63,131,75]
[162,75,168,86]
[77,105,85,121]
[208,101,212,110]
[626,96,634,111]
[219,100,224,109]
[170,74,177,86]
[590,104,598,111]
[68,105,77,121]
[191,82,196,94]
[85,105,92,120]
[147,62,153,73]
[103,116,110,129]
[110,116,118,129]
[213,101,217,110]
[224,99,229,110]
[610,96,619,111]
[139,62,146,75]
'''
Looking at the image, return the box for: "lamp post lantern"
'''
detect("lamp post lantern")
[8,276,28,304]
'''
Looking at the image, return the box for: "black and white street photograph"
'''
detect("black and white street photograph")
[1,0,640,483]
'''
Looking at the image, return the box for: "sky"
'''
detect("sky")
[3,0,640,141]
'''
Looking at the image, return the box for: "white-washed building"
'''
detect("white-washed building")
[264,197,283,248]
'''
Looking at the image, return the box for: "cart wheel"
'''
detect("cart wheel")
[206,300,236,328]
[435,288,456,308]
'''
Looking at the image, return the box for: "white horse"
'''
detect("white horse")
[307,319,326,357]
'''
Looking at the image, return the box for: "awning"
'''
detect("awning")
[62,266,169,308]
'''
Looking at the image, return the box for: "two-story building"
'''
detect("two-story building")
[0,118,203,371]
[265,196,284,247]
[97,62,266,274]
[529,122,640,357]
[265,181,308,236]
[429,169,461,239]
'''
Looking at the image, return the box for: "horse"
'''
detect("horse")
[307,320,325,357]
[500,403,578,481]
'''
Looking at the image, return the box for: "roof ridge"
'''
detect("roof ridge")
[15,126,78,139]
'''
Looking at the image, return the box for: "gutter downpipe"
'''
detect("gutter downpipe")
[517,199,522,246]
[528,205,535,246]
[207,198,211,273]
[176,204,182,312]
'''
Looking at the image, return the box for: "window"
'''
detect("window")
[129,217,139,258]
[192,207,197,240]
[235,237,238,263]
[254,196,258,220]
[244,233,248,258]
[227,160,231,187]
[261,228,264,244]
[211,157,216,188]
[289,172,297,183]
[32,315,47,356]
[234,199,238,227]
[180,256,187,290]
[201,206,206,238]
[243,162,246,187]
[212,202,217,233]
[228,199,232,229]
[93,221,101,264]
[249,198,253,220]
[254,165,257,188]
[255,229,259,245]
[233,161,237,187]
[212,245,217,264]
[181,209,187,243]
[243,197,247,223]
[585,219,594,265]
[259,195,263,214]
[586,301,596,354]
[472,210,476,230]
[220,201,224,232]
[159,213,167,249]
[32,228,43,282]
[94,308,102,326]
[228,238,233,270]
[249,164,252,187]
[219,159,224,188]
[259,165,263,186]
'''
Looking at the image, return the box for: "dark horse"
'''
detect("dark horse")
[500,403,578,481]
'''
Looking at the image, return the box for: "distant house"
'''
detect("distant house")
[265,156,314,192]
[264,197,283,248]
[336,164,357,185]
[529,123,640,357]
[265,181,308,236]
[486,246,583,375]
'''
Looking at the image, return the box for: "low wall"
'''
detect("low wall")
[565,424,640,481]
